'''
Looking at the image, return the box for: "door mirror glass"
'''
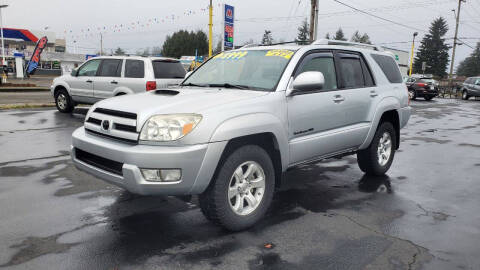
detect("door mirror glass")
[71,69,78,77]
[291,71,325,94]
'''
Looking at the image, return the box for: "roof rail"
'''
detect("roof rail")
[312,39,383,51]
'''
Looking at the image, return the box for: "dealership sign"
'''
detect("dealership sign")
[223,4,234,49]
[25,36,48,75]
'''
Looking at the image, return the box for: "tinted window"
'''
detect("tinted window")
[360,58,375,87]
[297,56,337,90]
[98,59,122,77]
[339,56,365,88]
[78,59,101,76]
[371,54,403,83]
[153,61,186,79]
[125,60,145,78]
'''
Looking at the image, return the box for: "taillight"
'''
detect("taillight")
[146,81,157,91]
[416,82,426,87]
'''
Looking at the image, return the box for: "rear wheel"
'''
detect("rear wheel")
[199,145,275,231]
[462,90,469,100]
[357,122,396,176]
[408,89,416,100]
[55,89,74,113]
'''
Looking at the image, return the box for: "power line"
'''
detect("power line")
[331,0,427,33]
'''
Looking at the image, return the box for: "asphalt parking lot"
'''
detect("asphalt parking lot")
[0,99,479,270]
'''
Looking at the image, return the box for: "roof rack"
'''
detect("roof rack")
[240,40,306,49]
[312,39,383,51]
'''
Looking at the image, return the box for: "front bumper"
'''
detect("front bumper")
[71,127,226,195]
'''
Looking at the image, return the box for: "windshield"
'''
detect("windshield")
[182,49,296,91]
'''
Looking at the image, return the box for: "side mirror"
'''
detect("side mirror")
[185,71,193,78]
[71,69,78,77]
[290,71,325,95]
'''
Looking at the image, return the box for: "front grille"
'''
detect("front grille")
[85,129,138,144]
[75,148,123,176]
[84,107,138,144]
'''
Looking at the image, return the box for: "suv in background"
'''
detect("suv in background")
[405,77,438,101]
[71,40,411,231]
[51,56,186,113]
[461,77,480,100]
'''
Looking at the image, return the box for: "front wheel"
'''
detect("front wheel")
[55,89,74,113]
[408,89,416,100]
[357,122,396,176]
[462,91,469,100]
[199,145,275,231]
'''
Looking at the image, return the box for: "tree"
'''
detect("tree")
[413,17,450,77]
[114,47,126,55]
[351,31,372,44]
[333,28,347,41]
[214,39,222,54]
[161,30,208,59]
[261,30,273,45]
[456,42,480,77]
[325,33,331,40]
[296,19,309,45]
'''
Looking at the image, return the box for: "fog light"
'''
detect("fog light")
[141,169,181,182]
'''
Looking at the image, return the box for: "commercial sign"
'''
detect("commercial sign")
[25,36,48,75]
[223,4,234,49]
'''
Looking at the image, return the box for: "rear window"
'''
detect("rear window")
[371,54,403,83]
[125,60,145,78]
[152,60,186,79]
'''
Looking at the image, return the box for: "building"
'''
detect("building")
[1,28,85,76]
[383,47,409,77]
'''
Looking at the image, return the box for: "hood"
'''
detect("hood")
[92,87,270,122]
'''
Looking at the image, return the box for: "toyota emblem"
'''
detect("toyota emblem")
[101,120,110,131]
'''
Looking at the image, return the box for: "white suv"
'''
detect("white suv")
[51,56,186,113]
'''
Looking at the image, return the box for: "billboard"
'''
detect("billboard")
[25,36,48,75]
[223,4,234,49]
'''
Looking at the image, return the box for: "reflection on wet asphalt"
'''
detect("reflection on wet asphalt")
[0,99,479,269]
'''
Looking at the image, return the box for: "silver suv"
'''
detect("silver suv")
[71,40,411,231]
[51,56,186,113]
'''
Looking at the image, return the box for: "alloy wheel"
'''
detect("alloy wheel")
[228,161,266,216]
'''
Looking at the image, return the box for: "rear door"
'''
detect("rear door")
[120,59,146,93]
[68,59,101,98]
[152,60,186,88]
[93,59,123,99]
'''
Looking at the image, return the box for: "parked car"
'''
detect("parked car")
[71,40,411,231]
[405,77,438,100]
[51,56,186,113]
[460,77,480,100]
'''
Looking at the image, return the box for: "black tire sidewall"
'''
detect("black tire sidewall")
[358,122,396,176]
[409,89,416,100]
[55,89,73,113]
[206,145,275,231]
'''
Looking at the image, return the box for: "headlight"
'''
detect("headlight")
[139,114,202,141]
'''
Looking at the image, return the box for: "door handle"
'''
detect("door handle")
[110,80,118,84]
[333,95,345,103]
[370,90,378,97]
[86,80,93,83]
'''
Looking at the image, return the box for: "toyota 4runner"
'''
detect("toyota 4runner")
[71,40,411,231]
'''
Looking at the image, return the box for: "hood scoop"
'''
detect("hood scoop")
[154,89,180,96]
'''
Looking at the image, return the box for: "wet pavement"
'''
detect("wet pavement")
[0,99,479,270]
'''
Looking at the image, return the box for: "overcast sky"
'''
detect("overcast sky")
[2,0,479,69]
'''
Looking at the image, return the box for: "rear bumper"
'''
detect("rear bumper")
[398,106,411,129]
[71,127,226,195]
[416,88,438,97]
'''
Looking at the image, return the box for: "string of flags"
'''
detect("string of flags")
[63,3,226,40]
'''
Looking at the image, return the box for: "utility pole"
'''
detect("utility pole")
[100,33,103,56]
[208,0,213,58]
[309,0,317,42]
[448,0,465,91]
[409,32,418,77]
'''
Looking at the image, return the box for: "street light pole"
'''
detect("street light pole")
[409,32,418,77]
[0,4,8,66]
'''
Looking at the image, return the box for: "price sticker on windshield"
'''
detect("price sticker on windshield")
[214,51,248,60]
[265,49,294,60]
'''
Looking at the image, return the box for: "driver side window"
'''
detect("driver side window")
[296,54,338,91]
[78,59,101,77]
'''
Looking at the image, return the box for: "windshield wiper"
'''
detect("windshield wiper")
[208,83,252,90]
[181,83,209,87]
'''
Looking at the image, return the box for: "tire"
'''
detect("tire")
[424,96,433,101]
[462,90,469,100]
[55,88,74,113]
[199,145,275,231]
[408,89,416,100]
[357,122,396,176]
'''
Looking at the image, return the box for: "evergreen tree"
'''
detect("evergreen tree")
[296,19,309,45]
[262,30,273,45]
[456,42,480,77]
[114,47,126,55]
[162,30,208,59]
[351,31,372,44]
[333,28,347,41]
[413,17,450,77]
[325,33,330,40]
